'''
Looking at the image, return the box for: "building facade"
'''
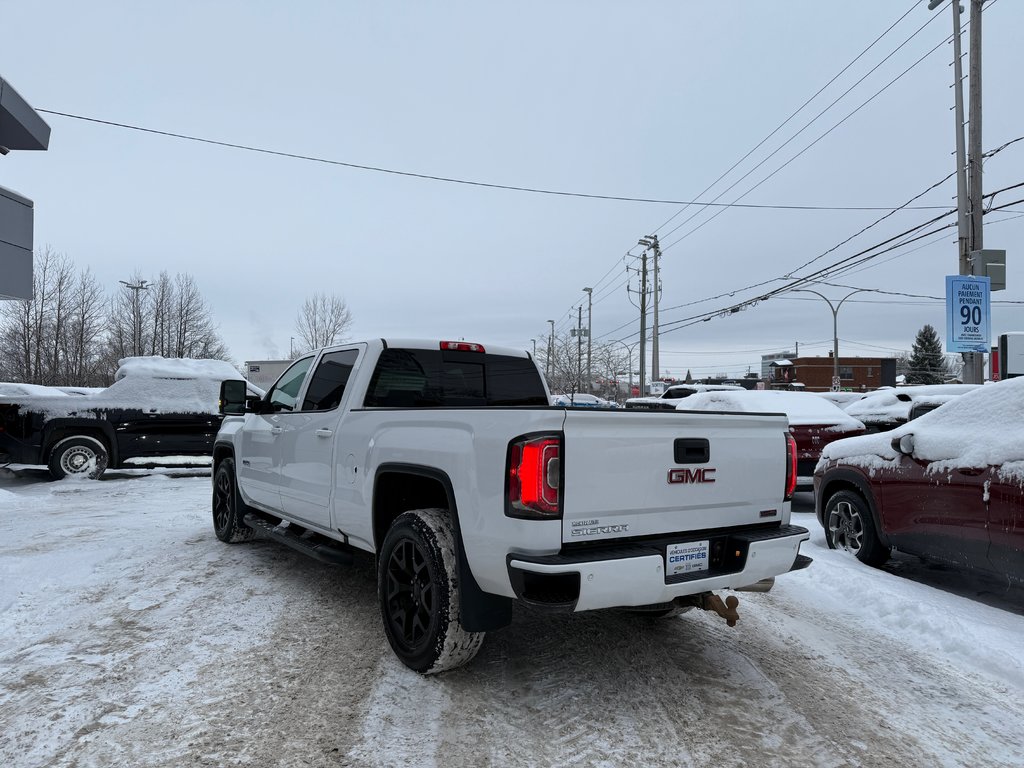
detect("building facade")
[767,356,897,392]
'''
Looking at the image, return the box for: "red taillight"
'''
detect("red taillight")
[784,432,798,501]
[440,341,485,353]
[507,435,561,517]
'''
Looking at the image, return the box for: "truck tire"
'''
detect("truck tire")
[212,458,256,543]
[823,489,889,567]
[48,435,109,480]
[378,508,485,674]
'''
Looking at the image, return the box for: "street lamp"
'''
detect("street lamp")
[546,319,555,379]
[615,340,640,401]
[119,279,149,356]
[790,288,870,391]
[582,287,592,393]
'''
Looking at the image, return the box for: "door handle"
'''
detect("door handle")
[315,428,334,438]
[957,468,985,476]
[270,427,283,435]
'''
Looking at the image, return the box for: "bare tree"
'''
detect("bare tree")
[0,249,111,386]
[294,292,352,352]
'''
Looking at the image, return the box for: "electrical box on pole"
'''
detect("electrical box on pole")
[974,249,1006,291]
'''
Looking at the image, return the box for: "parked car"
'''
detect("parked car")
[814,376,1024,583]
[549,393,618,408]
[679,389,865,490]
[0,357,261,480]
[625,383,742,410]
[843,384,979,433]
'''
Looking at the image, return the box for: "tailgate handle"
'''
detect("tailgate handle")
[674,438,709,464]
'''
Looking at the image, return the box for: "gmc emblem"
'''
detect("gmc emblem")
[668,468,716,484]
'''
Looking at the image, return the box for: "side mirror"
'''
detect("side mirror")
[891,433,915,456]
[219,379,248,415]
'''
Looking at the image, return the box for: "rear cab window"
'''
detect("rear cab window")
[364,348,547,407]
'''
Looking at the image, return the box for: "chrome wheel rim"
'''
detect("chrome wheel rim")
[828,500,864,553]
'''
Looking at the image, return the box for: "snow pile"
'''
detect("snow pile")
[679,389,865,429]
[821,377,1024,481]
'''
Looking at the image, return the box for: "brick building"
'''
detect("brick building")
[767,356,897,392]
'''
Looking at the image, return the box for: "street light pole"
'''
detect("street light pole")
[582,287,592,393]
[119,279,149,357]
[547,319,555,380]
[616,340,639,400]
[791,288,869,390]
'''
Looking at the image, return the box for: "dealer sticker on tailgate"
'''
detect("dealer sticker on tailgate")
[666,540,710,576]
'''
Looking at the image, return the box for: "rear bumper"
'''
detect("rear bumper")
[507,524,810,612]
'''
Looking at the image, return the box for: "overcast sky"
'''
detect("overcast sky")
[3,1,1023,378]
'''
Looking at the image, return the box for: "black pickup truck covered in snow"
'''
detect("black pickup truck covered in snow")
[0,357,257,479]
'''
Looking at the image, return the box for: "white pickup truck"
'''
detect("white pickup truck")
[213,339,810,673]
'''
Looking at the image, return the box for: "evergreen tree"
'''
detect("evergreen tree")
[906,324,946,385]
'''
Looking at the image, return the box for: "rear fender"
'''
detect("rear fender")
[373,462,512,632]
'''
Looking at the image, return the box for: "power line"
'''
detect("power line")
[36,108,950,212]
[660,18,961,254]
[648,0,924,237]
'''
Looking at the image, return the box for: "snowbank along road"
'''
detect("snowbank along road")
[1,469,1022,767]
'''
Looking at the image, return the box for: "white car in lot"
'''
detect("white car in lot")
[625,383,743,410]
[549,393,618,408]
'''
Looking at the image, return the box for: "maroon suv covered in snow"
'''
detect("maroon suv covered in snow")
[814,377,1024,583]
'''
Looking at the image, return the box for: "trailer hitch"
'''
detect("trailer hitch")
[698,593,740,627]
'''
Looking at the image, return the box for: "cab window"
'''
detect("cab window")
[302,349,359,411]
[268,356,314,411]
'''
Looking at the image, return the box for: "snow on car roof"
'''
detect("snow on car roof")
[844,384,980,423]
[678,389,865,429]
[0,382,71,398]
[821,376,1024,481]
[115,356,243,381]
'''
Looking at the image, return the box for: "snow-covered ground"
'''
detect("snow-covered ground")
[1,471,1021,768]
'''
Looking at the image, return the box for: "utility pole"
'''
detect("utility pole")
[575,306,584,392]
[547,319,555,380]
[582,287,593,394]
[639,236,661,384]
[930,0,982,384]
[531,338,537,357]
[119,279,149,357]
[639,249,648,396]
[966,0,985,384]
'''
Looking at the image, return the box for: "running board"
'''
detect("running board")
[243,513,354,565]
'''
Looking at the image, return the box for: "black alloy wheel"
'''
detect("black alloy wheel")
[377,509,485,674]
[212,458,255,543]
[384,536,438,654]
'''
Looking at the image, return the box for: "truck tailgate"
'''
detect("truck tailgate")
[560,409,790,543]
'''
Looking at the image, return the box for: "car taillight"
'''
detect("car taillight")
[507,434,561,518]
[440,341,485,353]
[784,432,798,501]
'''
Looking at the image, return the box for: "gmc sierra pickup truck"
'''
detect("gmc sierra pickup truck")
[213,339,810,673]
